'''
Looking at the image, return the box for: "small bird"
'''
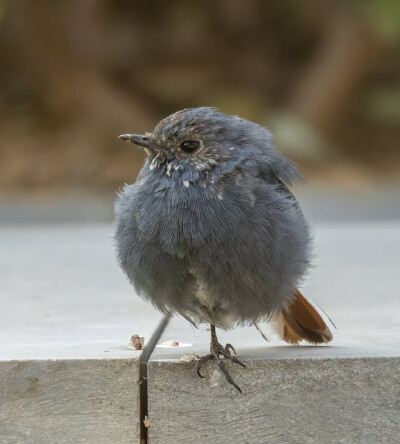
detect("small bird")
[115,107,333,392]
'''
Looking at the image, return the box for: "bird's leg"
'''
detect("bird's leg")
[196,324,245,393]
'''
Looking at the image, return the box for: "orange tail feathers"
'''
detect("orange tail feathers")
[281,290,333,344]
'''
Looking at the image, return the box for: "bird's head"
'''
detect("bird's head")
[119,107,300,184]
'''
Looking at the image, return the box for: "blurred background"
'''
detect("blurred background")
[1,0,399,223]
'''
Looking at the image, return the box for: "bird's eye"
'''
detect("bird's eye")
[180,140,199,154]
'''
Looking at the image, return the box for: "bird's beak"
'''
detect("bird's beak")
[118,134,150,148]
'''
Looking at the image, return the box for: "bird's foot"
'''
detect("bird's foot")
[196,341,246,393]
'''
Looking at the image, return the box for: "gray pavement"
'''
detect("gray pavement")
[0,225,163,360]
[151,223,400,361]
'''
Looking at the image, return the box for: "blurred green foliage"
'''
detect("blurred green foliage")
[358,0,400,41]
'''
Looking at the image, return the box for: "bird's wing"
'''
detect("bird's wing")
[275,177,299,205]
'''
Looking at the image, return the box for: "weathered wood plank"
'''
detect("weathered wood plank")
[148,356,400,444]
[0,359,139,444]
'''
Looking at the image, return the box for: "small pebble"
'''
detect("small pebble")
[129,334,145,350]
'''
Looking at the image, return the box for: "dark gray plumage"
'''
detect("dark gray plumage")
[115,107,310,326]
[115,108,331,391]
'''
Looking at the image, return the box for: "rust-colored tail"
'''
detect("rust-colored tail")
[281,290,333,344]
[255,290,333,345]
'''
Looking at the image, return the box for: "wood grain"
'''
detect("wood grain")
[0,359,139,444]
[148,357,400,444]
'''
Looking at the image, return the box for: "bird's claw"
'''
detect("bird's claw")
[225,343,236,356]
[196,341,245,393]
[196,354,213,378]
